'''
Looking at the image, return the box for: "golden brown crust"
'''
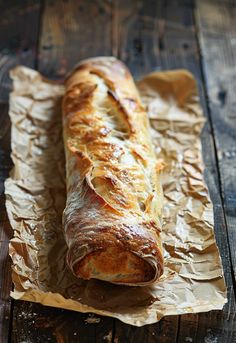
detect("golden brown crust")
[62,57,164,286]
[75,248,156,283]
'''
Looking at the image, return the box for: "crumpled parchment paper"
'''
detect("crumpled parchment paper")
[4,66,227,326]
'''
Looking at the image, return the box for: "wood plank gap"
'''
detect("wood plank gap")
[175,316,180,343]
[7,298,14,343]
[35,0,46,71]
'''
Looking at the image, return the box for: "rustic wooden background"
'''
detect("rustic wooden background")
[0,0,235,342]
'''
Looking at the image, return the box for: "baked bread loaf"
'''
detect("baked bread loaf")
[62,57,164,286]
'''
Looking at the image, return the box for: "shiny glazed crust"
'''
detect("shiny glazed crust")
[62,57,164,286]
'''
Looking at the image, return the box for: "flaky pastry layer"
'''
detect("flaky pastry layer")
[62,57,164,286]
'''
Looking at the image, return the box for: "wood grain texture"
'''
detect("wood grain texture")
[157,1,236,342]
[0,0,41,101]
[0,103,12,243]
[10,1,115,342]
[39,0,113,79]
[0,1,41,342]
[0,241,12,343]
[113,0,236,342]
[12,303,113,343]
[112,0,167,77]
[112,1,179,341]
[196,0,236,283]
[0,102,13,343]
[114,316,179,343]
[11,301,101,343]
[177,1,236,342]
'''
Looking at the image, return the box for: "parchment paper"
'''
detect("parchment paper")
[5,66,227,326]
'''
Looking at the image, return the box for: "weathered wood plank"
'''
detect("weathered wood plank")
[114,316,179,343]
[114,0,236,342]
[196,0,236,283]
[113,0,179,340]
[94,316,114,343]
[175,0,236,342]
[38,0,112,79]
[12,302,100,343]
[156,1,236,342]
[11,303,113,342]
[156,2,236,341]
[113,0,165,78]
[0,241,12,343]
[0,2,42,342]
[0,0,41,102]
[0,103,13,343]
[10,1,114,342]
[0,103,12,243]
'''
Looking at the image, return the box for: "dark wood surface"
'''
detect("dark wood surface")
[0,0,235,342]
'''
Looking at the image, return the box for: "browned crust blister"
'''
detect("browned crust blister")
[62,57,164,286]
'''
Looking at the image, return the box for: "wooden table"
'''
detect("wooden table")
[0,0,235,342]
